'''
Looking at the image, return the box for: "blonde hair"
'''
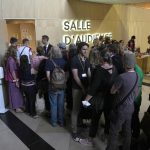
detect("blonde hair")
[48,46,62,59]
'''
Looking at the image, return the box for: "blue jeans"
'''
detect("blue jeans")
[49,90,64,125]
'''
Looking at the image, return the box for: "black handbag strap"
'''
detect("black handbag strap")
[20,46,26,57]
[51,59,58,68]
[115,72,138,109]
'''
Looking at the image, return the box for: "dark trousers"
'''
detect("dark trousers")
[104,108,111,135]
[44,92,50,111]
[89,107,110,138]
[89,108,103,138]
[21,85,37,116]
[131,102,140,138]
[65,78,73,110]
[106,111,132,150]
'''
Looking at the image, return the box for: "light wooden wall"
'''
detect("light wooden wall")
[0,0,150,55]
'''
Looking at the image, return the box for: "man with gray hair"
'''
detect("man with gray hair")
[106,53,139,150]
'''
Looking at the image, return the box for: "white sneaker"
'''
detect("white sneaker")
[79,138,93,147]
[32,115,39,119]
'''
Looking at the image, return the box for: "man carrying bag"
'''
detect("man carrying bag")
[106,53,139,150]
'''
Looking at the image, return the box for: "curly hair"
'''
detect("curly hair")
[48,46,62,59]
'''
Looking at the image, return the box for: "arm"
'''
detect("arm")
[45,59,51,82]
[12,71,19,88]
[9,58,19,87]
[16,50,20,65]
[46,71,50,82]
[110,77,122,94]
[84,94,93,101]
[88,67,91,79]
[110,85,119,94]
[72,69,85,93]
[88,68,102,96]
[29,48,33,64]
[31,68,38,74]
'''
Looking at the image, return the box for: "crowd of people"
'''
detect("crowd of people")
[3,34,150,150]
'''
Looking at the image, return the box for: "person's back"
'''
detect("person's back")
[37,59,47,81]
[20,64,35,83]
[46,58,66,72]
[112,72,139,114]
[45,46,67,127]
[106,53,139,150]
[17,39,32,64]
[19,55,37,118]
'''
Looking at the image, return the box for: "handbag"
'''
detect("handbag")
[141,106,150,138]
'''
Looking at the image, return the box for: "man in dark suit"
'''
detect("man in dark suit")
[40,35,53,114]
[42,35,53,56]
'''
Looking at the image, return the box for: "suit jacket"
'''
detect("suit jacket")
[43,44,53,56]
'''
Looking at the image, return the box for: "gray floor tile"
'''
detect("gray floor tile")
[11,111,42,131]
[38,132,70,150]
[0,129,28,150]
[69,138,95,150]
[0,120,9,133]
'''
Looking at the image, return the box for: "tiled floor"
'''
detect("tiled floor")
[0,120,28,150]
[0,85,149,150]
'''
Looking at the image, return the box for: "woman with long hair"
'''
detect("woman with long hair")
[4,46,24,112]
[79,49,117,146]
[19,55,38,118]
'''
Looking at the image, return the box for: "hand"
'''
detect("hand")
[82,100,91,107]
[15,81,19,88]
[31,68,37,74]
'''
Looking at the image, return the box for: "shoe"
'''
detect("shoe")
[100,133,108,144]
[32,115,39,119]
[119,145,123,150]
[51,123,57,127]
[58,123,64,127]
[43,110,50,117]
[72,133,81,142]
[79,138,93,146]
[15,108,23,113]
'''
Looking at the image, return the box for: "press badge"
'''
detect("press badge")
[82,73,87,78]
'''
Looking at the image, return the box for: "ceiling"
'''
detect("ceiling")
[81,0,150,4]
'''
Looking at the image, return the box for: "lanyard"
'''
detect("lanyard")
[78,55,86,73]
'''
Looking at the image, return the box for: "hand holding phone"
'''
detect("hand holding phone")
[82,100,91,107]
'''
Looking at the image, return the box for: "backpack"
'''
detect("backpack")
[50,59,66,90]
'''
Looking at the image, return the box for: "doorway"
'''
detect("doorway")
[6,20,36,51]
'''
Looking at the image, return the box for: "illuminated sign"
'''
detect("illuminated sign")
[62,20,112,45]
[62,20,91,31]
[63,33,112,45]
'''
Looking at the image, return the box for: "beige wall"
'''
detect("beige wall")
[127,6,150,52]
[0,0,150,55]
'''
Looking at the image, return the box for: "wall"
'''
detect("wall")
[0,0,125,52]
[0,0,150,55]
[127,5,150,52]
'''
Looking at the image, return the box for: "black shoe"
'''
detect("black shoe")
[72,133,81,142]
[119,145,123,150]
